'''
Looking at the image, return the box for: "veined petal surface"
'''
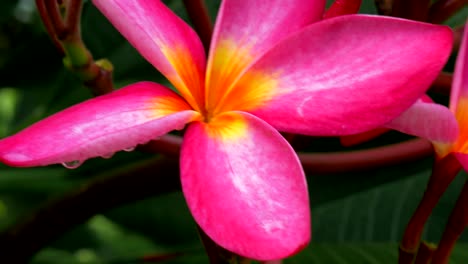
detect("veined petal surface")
[205,0,325,114]
[229,15,452,136]
[93,0,206,111]
[384,99,459,143]
[181,111,310,260]
[450,24,468,113]
[0,82,199,167]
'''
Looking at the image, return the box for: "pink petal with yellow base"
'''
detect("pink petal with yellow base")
[450,24,468,113]
[205,0,325,114]
[232,15,452,136]
[180,111,310,260]
[92,0,206,111]
[0,82,199,167]
[384,99,459,143]
[339,94,439,146]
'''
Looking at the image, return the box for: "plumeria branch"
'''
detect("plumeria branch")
[35,0,114,96]
[391,0,431,21]
[428,0,468,24]
[182,0,213,52]
[0,157,180,263]
[144,135,433,174]
[431,180,468,263]
[399,154,462,264]
[430,72,453,95]
[413,241,436,264]
[299,138,433,174]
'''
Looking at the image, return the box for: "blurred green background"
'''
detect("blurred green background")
[0,0,467,263]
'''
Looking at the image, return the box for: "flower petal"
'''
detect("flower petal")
[450,23,468,112]
[205,0,325,114]
[227,15,452,136]
[180,111,310,260]
[0,82,200,167]
[384,100,459,143]
[455,152,468,172]
[92,0,206,111]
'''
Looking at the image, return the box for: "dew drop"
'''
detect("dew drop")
[101,153,114,159]
[123,146,135,152]
[62,160,82,169]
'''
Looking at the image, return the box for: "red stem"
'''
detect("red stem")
[431,180,468,263]
[430,72,453,95]
[35,0,65,54]
[44,0,67,39]
[428,0,468,24]
[299,138,433,174]
[414,242,436,264]
[146,135,433,174]
[399,154,462,264]
[392,0,431,21]
[182,0,213,52]
[64,0,82,38]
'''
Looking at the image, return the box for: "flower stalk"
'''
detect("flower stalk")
[414,241,436,264]
[35,0,113,96]
[399,154,462,264]
[391,0,431,21]
[431,180,468,263]
[428,0,468,24]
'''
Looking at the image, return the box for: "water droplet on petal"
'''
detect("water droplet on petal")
[101,153,114,159]
[62,160,82,169]
[123,146,135,152]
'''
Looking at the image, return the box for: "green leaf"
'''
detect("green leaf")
[288,243,468,264]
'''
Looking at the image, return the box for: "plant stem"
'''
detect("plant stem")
[414,241,436,264]
[64,0,82,35]
[144,136,433,174]
[431,180,468,263]
[399,154,461,264]
[43,0,67,38]
[182,0,213,52]
[430,72,453,95]
[299,138,433,174]
[0,157,180,263]
[35,0,114,95]
[391,0,431,21]
[36,0,64,54]
[428,0,468,24]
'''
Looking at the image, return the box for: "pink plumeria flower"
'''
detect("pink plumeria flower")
[381,24,467,164]
[445,25,468,166]
[0,0,453,260]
